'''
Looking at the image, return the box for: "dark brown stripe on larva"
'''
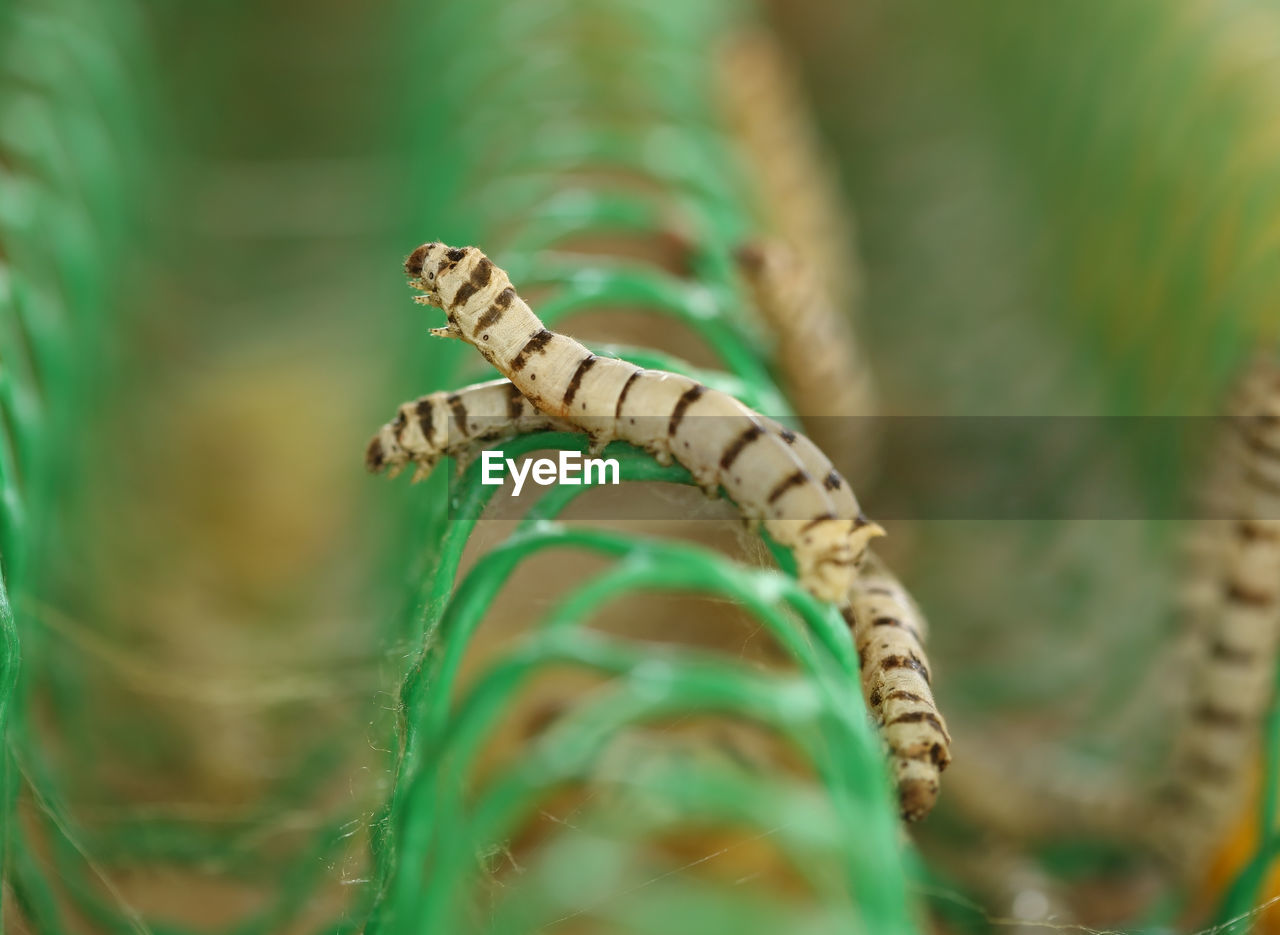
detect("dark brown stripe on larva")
[779,428,797,444]
[451,282,478,308]
[1238,520,1280,542]
[365,437,385,472]
[447,394,470,438]
[767,470,808,505]
[1225,580,1275,607]
[615,369,642,419]
[886,689,927,704]
[510,329,554,372]
[871,616,920,639]
[416,397,434,441]
[493,286,515,309]
[887,710,947,734]
[1244,465,1280,497]
[475,303,506,333]
[446,247,468,263]
[879,654,931,685]
[563,355,597,408]
[668,385,706,435]
[1192,703,1246,727]
[800,512,838,534]
[864,616,923,643]
[1209,638,1256,665]
[719,424,764,471]
[1239,416,1280,455]
[823,471,843,491]
[1243,431,1280,461]
[469,257,492,289]
[1181,752,1234,782]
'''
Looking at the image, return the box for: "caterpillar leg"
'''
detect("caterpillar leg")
[648,444,674,467]
[428,323,465,340]
[451,446,482,476]
[585,431,612,458]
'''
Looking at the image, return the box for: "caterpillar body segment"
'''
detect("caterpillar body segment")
[405,241,883,605]
[715,30,862,320]
[367,376,860,519]
[364,378,566,480]
[845,556,952,821]
[736,240,877,477]
[1156,362,1280,871]
[715,30,876,480]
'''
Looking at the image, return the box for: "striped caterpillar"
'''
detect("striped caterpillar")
[365,378,566,481]
[366,376,823,488]
[715,32,877,479]
[736,240,878,478]
[715,30,862,322]
[845,556,951,821]
[402,241,882,606]
[1154,361,1280,871]
[367,371,951,819]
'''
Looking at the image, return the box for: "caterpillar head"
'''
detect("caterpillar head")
[365,404,414,477]
[365,402,441,481]
[404,241,452,307]
[365,424,404,476]
[405,243,506,342]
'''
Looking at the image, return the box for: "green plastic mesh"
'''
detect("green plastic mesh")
[0,0,154,926]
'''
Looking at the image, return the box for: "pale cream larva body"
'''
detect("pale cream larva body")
[844,557,951,820]
[364,378,568,479]
[368,372,951,819]
[736,240,878,479]
[1155,362,1280,871]
[404,242,883,604]
[366,378,838,500]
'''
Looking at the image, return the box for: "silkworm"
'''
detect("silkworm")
[402,241,883,605]
[364,378,567,481]
[368,376,836,496]
[1154,360,1280,872]
[369,371,952,819]
[736,239,877,478]
[715,31,876,479]
[844,554,952,820]
[715,29,862,318]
